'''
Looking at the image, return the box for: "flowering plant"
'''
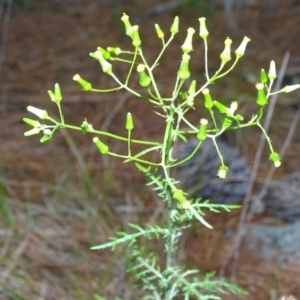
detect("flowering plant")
[24,14,300,299]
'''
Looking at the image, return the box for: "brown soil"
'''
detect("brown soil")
[1,0,300,299]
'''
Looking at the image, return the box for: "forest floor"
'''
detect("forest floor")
[1,0,300,299]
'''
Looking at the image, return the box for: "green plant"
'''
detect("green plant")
[23,14,300,299]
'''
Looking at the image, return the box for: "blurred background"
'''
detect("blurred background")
[1,0,300,299]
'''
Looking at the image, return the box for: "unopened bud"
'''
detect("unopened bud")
[220,37,232,63]
[181,28,195,54]
[256,83,267,106]
[126,112,134,131]
[199,17,209,39]
[131,25,141,48]
[177,54,191,80]
[73,74,92,91]
[235,36,251,58]
[202,88,213,109]
[27,106,48,119]
[268,60,276,80]
[155,24,164,39]
[93,137,109,154]
[260,69,268,83]
[197,119,208,141]
[170,16,179,35]
[121,13,133,37]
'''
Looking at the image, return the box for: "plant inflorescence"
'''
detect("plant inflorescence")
[23,13,300,299]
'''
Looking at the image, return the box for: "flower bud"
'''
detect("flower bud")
[155,24,164,39]
[202,88,213,109]
[73,74,92,91]
[173,188,186,203]
[199,17,209,39]
[121,13,133,37]
[235,36,251,58]
[126,112,134,131]
[131,25,141,48]
[226,101,238,115]
[220,37,232,63]
[107,47,122,56]
[48,90,55,102]
[213,101,227,114]
[282,84,300,93]
[177,54,191,80]
[260,69,268,83]
[188,80,196,95]
[93,137,109,154]
[269,152,281,167]
[256,83,267,106]
[23,118,41,128]
[217,165,229,179]
[27,106,48,119]
[54,83,62,103]
[40,134,52,143]
[91,50,113,74]
[181,28,195,54]
[139,71,151,87]
[97,47,110,59]
[186,80,196,106]
[170,16,179,35]
[268,60,276,80]
[24,127,41,136]
[197,118,208,141]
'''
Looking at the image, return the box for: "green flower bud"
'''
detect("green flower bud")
[48,90,55,102]
[121,13,133,37]
[131,25,141,48]
[40,133,52,143]
[54,83,62,103]
[155,24,164,39]
[256,83,267,106]
[235,36,250,58]
[91,50,113,74]
[186,80,196,106]
[260,69,268,83]
[220,37,232,63]
[213,101,227,114]
[170,16,179,35]
[73,74,92,91]
[139,71,151,87]
[27,106,48,119]
[217,165,229,179]
[23,118,41,128]
[282,84,300,93]
[126,112,134,131]
[177,54,191,80]
[173,188,186,203]
[269,152,281,167]
[107,47,122,56]
[188,79,196,95]
[197,119,208,141]
[24,127,41,136]
[97,47,110,59]
[181,28,195,54]
[268,60,276,80]
[202,88,213,109]
[199,17,209,39]
[93,137,109,154]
